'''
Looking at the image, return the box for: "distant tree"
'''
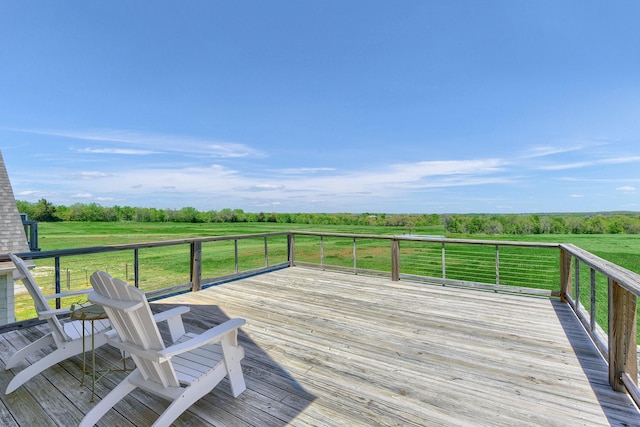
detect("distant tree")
[30,198,58,221]
[585,216,607,234]
[16,200,33,217]
[485,219,504,235]
[465,216,487,234]
[118,206,137,221]
[217,208,235,223]
[607,216,625,234]
[564,216,584,234]
[233,209,246,222]
[539,217,553,234]
[174,207,201,223]
[81,202,104,221]
[550,217,567,234]
[621,216,640,234]
[424,214,440,226]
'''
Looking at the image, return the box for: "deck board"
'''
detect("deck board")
[1,267,638,426]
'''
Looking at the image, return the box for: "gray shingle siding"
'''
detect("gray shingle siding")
[0,150,30,256]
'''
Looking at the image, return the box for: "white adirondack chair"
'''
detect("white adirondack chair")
[4,253,111,394]
[81,271,247,427]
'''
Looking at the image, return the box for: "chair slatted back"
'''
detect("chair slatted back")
[89,271,180,388]
[9,253,69,343]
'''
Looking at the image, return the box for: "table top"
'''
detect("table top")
[70,304,107,321]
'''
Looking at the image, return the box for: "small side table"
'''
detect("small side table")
[70,304,109,402]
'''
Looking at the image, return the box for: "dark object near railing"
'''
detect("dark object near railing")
[20,213,39,252]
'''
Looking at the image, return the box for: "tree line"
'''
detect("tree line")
[16,199,640,235]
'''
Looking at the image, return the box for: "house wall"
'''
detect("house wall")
[0,150,31,325]
[0,269,16,324]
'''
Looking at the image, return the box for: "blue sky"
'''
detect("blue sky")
[1,1,639,214]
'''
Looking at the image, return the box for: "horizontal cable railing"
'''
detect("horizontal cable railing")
[291,232,560,295]
[3,232,291,324]
[399,240,559,293]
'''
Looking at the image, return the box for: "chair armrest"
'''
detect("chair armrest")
[152,306,190,343]
[104,336,158,361]
[157,318,246,360]
[105,329,118,340]
[38,308,71,319]
[103,306,190,344]
[152,306,190,323]
[106,318,245,363]
[45,289,92,300]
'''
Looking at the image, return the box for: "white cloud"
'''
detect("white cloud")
[273,167,336,174]
[616,186,636,191]
[570,194,584,198]
[524,145,584,158]
[540,162,591,171]
[12,128,266,159]
[387,159,506,181]
[206,143,258,158]
[250,184,286,191]
[16,190,39,196]
[540,156,640,171]
[522,140,610,159]
[74,171,112,179]
[603,156,640,164]
[76,148,158,155]
[29,157,509,209]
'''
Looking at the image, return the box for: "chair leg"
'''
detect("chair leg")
[5,340,77,394]
[226,357,246,397]
[5,333,55,369]
[151,367,228,427]
[79,371,138,427]
[220,336,246,397]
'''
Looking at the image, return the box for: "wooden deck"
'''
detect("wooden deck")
[1,267,638,426]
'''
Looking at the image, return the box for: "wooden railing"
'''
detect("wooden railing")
[560,244,640,404]
[1,231,638,405]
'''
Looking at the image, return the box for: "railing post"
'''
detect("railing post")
[264,237,269,267]
[495,245,500,285]
[574,258,580,309]
[191,241,202,292]
[54,257,61,309]
[560,248,572,302]
[590,269,597,332]
[608,279,638,391]
[234,239,239,273]
[134,249,140,288]
[320,236,324,270]
[288,233,295,267]
[391,239,400,281]
[441,242,446,279]
[353,238,357,273]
